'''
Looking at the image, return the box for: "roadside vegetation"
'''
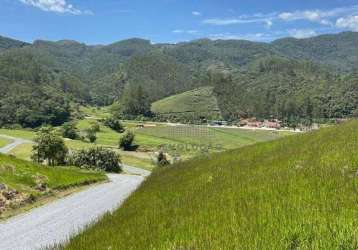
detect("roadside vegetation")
[64,121,358,249]
[0,153,106,217]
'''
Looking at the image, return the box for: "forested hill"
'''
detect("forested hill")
[0,35,28,51]
[272,32,358,72]
[0,32,358,127]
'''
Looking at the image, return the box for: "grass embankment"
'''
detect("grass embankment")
[64,121,358,249]
[0,153,106,218]
[151,86,222,120]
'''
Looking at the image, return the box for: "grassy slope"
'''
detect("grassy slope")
[151,86,221,119]
[64,121,358,249]
[0,154,106,195]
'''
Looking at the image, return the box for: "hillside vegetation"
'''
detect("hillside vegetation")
[151,86,221,122]
[64,120,358,249]
[1,32,358,127]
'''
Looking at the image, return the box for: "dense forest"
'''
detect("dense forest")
[0,32,358,127]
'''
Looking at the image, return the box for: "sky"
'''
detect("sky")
[1,0,358,45]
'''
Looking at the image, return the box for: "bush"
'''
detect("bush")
[104,117,125,133]
[62,122,79,139]
[68,147,122,173]
[90,121,100,132]
[85,128,97,143]
[119,131,135,151]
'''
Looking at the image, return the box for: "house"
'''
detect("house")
[264,119,281,129]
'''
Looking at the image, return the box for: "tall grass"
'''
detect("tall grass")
[0,154,106,194]
[64,121,358,249]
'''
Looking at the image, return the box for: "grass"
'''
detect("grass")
[63,120,358,249]
[151,86,221,120]
[0,137,12,148]
[9,143,33,160]
[135,125,288,158]
[0,128,35,140]
[80,106,111,119]
[0,154,106,208]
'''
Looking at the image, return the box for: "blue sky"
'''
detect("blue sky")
[1,0,358,44]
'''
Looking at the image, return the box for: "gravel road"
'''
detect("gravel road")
[0,170,149,250]
[0,135,32,154]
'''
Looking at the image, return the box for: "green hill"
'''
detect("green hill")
[151,86,221,122]
[64,120,358,249]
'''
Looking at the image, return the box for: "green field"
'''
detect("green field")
[1,121,290,169]
[0,137,12,148]
[63,121,358,249]
[151,87,222,121]
[135,125,288,158]
[0,129,35,140]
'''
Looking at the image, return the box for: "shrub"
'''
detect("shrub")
[85,128,97,143]
[104,117,125,133]
[62,122,79,139]
[119,131,135,151]
[157,151,170,167]
[90,121,100,132]
[68,147,122,173]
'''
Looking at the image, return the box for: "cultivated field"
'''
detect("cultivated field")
[63,120,358,249]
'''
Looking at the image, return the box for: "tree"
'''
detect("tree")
[120,85,151,117]
[62,122,79,139]
[31,127,68,166]
[119,131,135,151]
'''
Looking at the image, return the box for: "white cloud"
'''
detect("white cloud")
[288,29,317,39]
[19,0,91,15]
[172,30,198,34]
[209,32,279,42]
[278,6,358,26]
[279,10,332,26]
[265,19,273,28]
[203,18,267,25]
[192,11,201,16]
[336,15,358,31]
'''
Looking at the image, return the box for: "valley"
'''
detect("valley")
[0,20,357,249]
